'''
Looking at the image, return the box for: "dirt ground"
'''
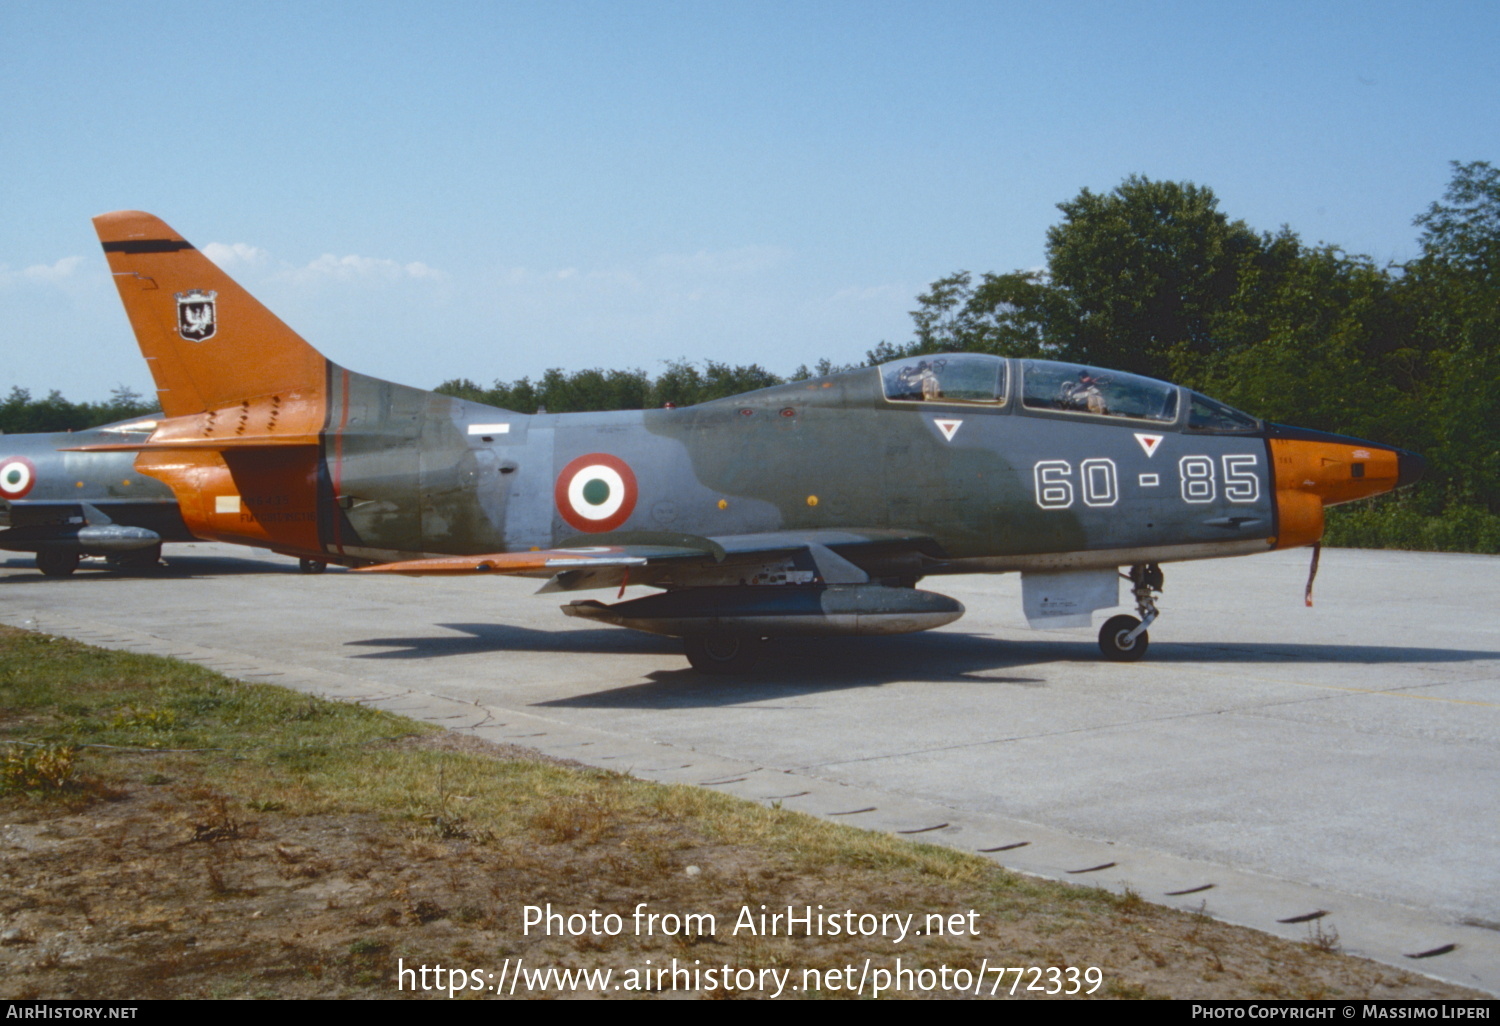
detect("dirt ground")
[0,733,1485,1001]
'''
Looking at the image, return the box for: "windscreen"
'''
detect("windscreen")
[1187,392,1261,433]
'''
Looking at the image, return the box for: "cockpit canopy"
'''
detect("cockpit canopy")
[1019,360,1177,422]
[877,353,1261,433]
[881,354,1007,405]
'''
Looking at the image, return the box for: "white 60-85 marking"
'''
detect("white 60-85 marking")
[1033,454,1259,510]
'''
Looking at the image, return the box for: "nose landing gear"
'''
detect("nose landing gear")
[1099,563,1162,662]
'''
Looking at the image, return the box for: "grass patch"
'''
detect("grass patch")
[1326,499,1500,553]
[0,624,1483,1000]
[2,742,80,794]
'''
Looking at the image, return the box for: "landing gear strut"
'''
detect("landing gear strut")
[299,558,328,574]
[1099,563,1162,662]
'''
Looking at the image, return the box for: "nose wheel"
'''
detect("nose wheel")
[1099,563,1162,662]
[1099,614,1148,661]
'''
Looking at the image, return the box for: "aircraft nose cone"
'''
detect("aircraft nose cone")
[1397,449,1426,489]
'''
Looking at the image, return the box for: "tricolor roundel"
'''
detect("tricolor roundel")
[0,456,37,499]
[555,453,638,533]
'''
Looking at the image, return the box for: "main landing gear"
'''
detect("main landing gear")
[1099,563,1163,662]
[684,635,764,674]
[106,544,163,571]
[35,550,80,578]
[35,545,163,577]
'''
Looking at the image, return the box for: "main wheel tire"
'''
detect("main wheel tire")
[1099,614,1149,662]
[299,558,328,574]
[36,550,80,578]
[684,635,761,674]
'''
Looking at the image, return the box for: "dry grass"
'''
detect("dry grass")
[0,625,1485,1000]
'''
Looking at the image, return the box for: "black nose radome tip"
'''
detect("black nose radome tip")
[1398,450,1426,489]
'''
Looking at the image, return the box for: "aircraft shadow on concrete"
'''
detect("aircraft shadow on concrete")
[542,635,1500,709]
[344,622,683,659]
[344,619,1500,669]
[344,620,1500,710]
[1150,640,1500,665]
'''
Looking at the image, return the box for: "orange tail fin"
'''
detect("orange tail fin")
[92,211,331,560]
[93,211,329,419]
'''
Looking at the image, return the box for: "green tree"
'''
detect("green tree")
[0,385,159,433]
[1413,160,1500,278]
[1399,161,1500,511]
[1044,176,1264,375]
[1186,245,1411,443]
[436,361,783,413]
[866,270,1053,365]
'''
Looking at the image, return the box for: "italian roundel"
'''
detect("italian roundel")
[0,456,36,500]
[555,453,638,533]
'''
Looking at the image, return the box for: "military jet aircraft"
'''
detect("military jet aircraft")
[80,210,1424,671]
[1,417,193,575]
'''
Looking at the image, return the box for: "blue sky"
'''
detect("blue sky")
[2,0,1496,402]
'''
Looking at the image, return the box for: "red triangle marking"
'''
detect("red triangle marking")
[934,419,962,442]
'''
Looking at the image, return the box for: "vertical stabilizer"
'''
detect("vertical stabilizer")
[93,211,328,419]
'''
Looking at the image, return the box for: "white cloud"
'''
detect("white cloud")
[497,265,612,287]
[827,282,905,304]
[487,245,789,300]
[21,255,84,282]
[280,252,446,284]
[202,242,270,269]
[0,255,98,293]
[652,245,789,276]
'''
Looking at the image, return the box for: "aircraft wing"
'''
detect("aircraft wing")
[352,544,711,576]
[0,499,137,530]
[353,528,946,591]
[1,500,71,529]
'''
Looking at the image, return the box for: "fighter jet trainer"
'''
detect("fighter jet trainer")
[81,211,1424,671]
[1,418,193,575]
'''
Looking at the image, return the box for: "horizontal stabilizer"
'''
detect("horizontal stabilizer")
[62,434,320,453]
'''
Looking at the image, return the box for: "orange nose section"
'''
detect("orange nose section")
[1269,433,1423,549]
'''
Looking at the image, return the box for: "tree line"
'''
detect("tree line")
[0,385,158,434]
[6,162,1495,551]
